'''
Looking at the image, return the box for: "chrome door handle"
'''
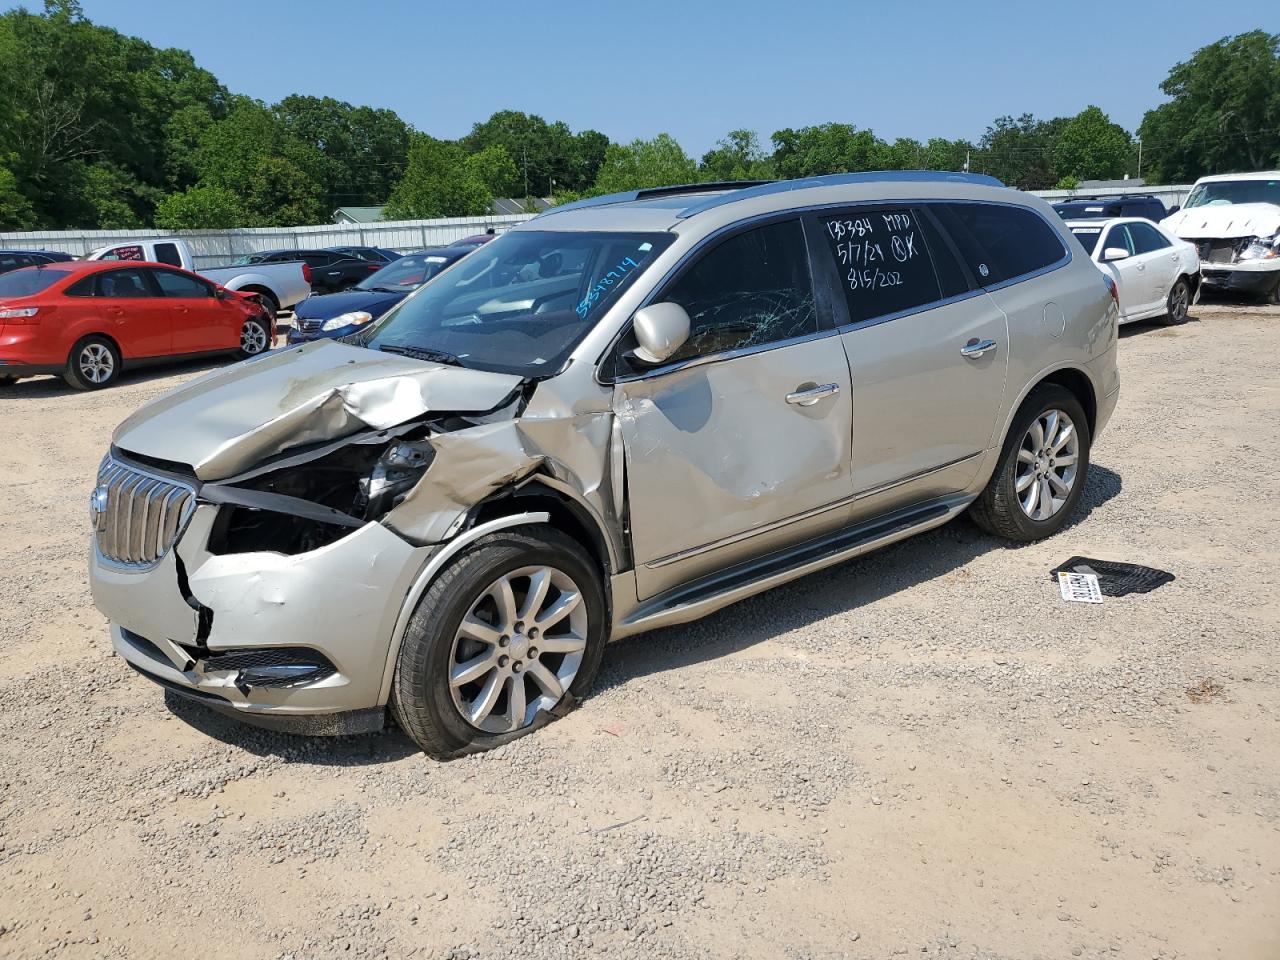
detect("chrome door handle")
[786,382,840,406]
[960,338,997,359]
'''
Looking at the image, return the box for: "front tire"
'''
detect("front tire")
[969,384,1091,542]
[391,526,606,759]
[237,317,270,359]
[63,335,121,390]
[1159,276,1191,326]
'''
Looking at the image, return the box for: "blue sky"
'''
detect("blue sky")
[78,0,1276,155]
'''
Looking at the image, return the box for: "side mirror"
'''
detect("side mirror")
[630,302,691,366]
[1102,247,1130,262]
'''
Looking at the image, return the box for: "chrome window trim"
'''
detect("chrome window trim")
[596,196,1070,386]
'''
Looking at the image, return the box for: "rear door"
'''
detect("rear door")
[94,267,171,357]
[812,206,1009,519]
[150,267,230,352]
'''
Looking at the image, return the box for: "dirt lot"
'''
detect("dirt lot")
[1,303,1277,960]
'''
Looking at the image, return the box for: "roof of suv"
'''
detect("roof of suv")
[527,171,1010,234]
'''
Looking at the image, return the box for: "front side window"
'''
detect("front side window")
[153,268,213,298]
[1128,221,1171,254]
[96,268,155,298]
[933,202,1067,285]
[659,219,816,363]
[817,208,957,325]
[365,230,672,376]
[1101,224,1135,256]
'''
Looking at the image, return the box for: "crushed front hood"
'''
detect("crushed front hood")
[1163,203,1280,240]
[112,341,524,480]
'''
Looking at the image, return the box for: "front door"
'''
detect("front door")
[1099,223,1152,318]
[150,267,228,352]
[614,219,855,600]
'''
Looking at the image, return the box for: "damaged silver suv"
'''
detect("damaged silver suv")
[90,173,1120,758]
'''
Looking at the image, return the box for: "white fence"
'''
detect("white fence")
[0,184,1197,265]
[0,214,537,269]
[1032,184,1192,209]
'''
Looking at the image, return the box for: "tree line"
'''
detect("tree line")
[1,2,1277,232]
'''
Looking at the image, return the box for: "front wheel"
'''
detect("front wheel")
[64,335,121,390]
[1159,276,1191,326]
[237,317,270,359]
[969,384,1091,542]
[391,526,606,759]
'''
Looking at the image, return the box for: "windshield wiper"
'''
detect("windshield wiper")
[367,285,406,293]
[377,343,465,367]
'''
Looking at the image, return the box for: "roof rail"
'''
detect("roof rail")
[537,180,768,218]
[676,170,1006,219]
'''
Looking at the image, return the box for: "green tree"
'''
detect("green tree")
[0,164,37,230]
[975,114,1060,189]
[591,134,699,193]
[1139,31,1280,182]
[245,156,324,226]
[770,124,889,179]
[700,129,774,181]
[384,135,492,219]
[463,110,608,194]
[154,184,247,229]
[1053,106,1132,181]
[466,144,520,198]
[920,137,974,172]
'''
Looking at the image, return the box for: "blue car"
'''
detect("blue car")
[288,246,473,344]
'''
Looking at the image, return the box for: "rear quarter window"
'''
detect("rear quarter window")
[931,202,1067,285]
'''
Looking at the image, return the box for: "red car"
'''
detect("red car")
[0,260,274,390]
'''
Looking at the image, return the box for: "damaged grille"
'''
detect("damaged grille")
[94,457,196,567]
[1197,239,1248,264]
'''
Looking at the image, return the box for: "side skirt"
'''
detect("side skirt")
[610,494,970,640]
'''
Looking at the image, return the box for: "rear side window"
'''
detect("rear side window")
[95,268,155,298]
[932,202,1067,285]
[817,208,947,324]
[152,268,213,298]
[660,218,817,363]
[153,242,182,267]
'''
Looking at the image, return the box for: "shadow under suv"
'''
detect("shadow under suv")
[89,172,1120,758]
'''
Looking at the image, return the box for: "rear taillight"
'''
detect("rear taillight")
[1103,275,1119,311]
[365,263,381,271]
[302,263,312,284]
[0,306,40,325]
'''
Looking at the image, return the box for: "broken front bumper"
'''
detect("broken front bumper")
[90,503,431,731]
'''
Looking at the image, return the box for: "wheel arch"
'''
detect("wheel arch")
[69,330,125,364]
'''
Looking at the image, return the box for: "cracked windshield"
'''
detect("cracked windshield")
[365,230,673,375]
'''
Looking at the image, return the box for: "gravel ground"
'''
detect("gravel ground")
[0,302,1277,960]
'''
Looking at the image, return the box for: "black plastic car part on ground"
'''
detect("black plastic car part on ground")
[1049,557,1175,596]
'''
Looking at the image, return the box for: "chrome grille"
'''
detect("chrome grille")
[298,318,324,333]
[94,457,196,567]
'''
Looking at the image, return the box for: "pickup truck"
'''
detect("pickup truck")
[84,239,312,314]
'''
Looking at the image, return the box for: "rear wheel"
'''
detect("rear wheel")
[63,335,121,390]
[0,375,16,387]
[969,384,1091,542]
[1159,276,1191,326]
[237,317,270,359]
[391,526,606,759]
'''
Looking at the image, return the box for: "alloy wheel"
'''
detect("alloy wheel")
[79,343,114,383]
[241,319,269,354]
[1015,409,1079,521]
[448,565,588,734]
[1169,282,1189,322]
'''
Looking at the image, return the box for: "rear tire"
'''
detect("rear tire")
[391,526,606,759]
[969,384,1091,542]
[63,335,121,390]
[1158,276,1191,326]
[0,375,16,387]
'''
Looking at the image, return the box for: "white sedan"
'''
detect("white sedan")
[1066,217,1200,325]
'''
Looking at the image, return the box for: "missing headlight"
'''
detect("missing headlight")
[206,435,435,556]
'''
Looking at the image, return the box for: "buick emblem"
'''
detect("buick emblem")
[90,485,109,523]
